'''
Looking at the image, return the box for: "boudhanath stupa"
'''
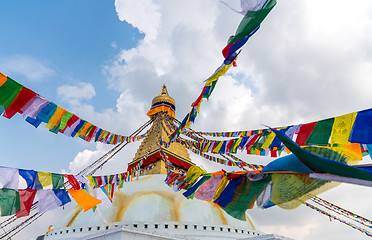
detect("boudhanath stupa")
[40,86,291,240]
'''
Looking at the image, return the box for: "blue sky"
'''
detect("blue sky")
[1,1,372,240]
[0,0,143,172]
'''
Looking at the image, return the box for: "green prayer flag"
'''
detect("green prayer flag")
[58,111,74,130]
[52,173,65,189]
[227,0,277,45]
[0,78,23,109]
[0,188,20,216]
[305,118,334,146]
[221,176,271,220]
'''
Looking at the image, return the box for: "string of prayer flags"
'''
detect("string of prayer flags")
[170,1,277,141]
[0,165,141,218]
[182,106,372,159]
[311,195,372,228]
[303,201,372,237]
[0,72,147,145]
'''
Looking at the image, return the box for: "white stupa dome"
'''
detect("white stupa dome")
[45,174,264,240]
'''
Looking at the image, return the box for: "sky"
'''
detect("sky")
[1,0,372,239]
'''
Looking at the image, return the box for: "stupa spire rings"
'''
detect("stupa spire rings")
[147,85,176,118]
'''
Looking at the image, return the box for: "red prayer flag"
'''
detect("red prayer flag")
[246,134,261,147]
[191,86,208,107]
[295,122,317,145]
[64,174,80,190]
[226,139,235,152]
[3,87,37,119]
[16,189,37,218]
[85,125,97,142]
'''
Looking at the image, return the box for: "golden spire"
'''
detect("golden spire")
[147,84,176,118]
[151,84,176,107]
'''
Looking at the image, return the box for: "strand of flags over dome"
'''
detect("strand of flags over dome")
[170,0,277,141]
[176,107,372,160]
[0,72,147,145]
[0,165,139,218]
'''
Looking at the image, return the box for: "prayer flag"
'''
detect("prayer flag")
[219,175,271,220]
[38,189,71,213]
[58,111,74,131]
[68,189,102,212]
[305,118,334,146]
[0,188,20,216]
[37,102,57,123]
[64,174,81,190]
[3,87,36,119]
[19,169,37,189]
[0,166,19,190]
[16,189,37,218]
[350,109,372,144]
[36,172,53,189]
[0,77,23,110]
[45,106,67,129]
[0,72,7,86]
[330,113,357,144]
[295,122,317,145]
[22,95,50,119]
[52,173,65,189]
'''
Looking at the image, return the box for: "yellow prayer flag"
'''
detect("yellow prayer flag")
[45,106,67,129]
[68,189,102,212]
[38,172,52,188]
[87,176,95,188]
[330,143,362,161]
[212,141,223,154]
[330,113,357,144]
[117,174,122,191]
[231,138,242,153]
[213,176,228,201]
[261,131,276,150]
[203,142,211,152]
[205,63,233,86]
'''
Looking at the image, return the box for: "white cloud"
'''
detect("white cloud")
[0,55,55,82]
[57,82,96,106]
[68,145,107,174]
[115,0,161,40]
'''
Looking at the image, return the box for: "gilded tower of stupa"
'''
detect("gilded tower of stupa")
[127,85,194,175]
